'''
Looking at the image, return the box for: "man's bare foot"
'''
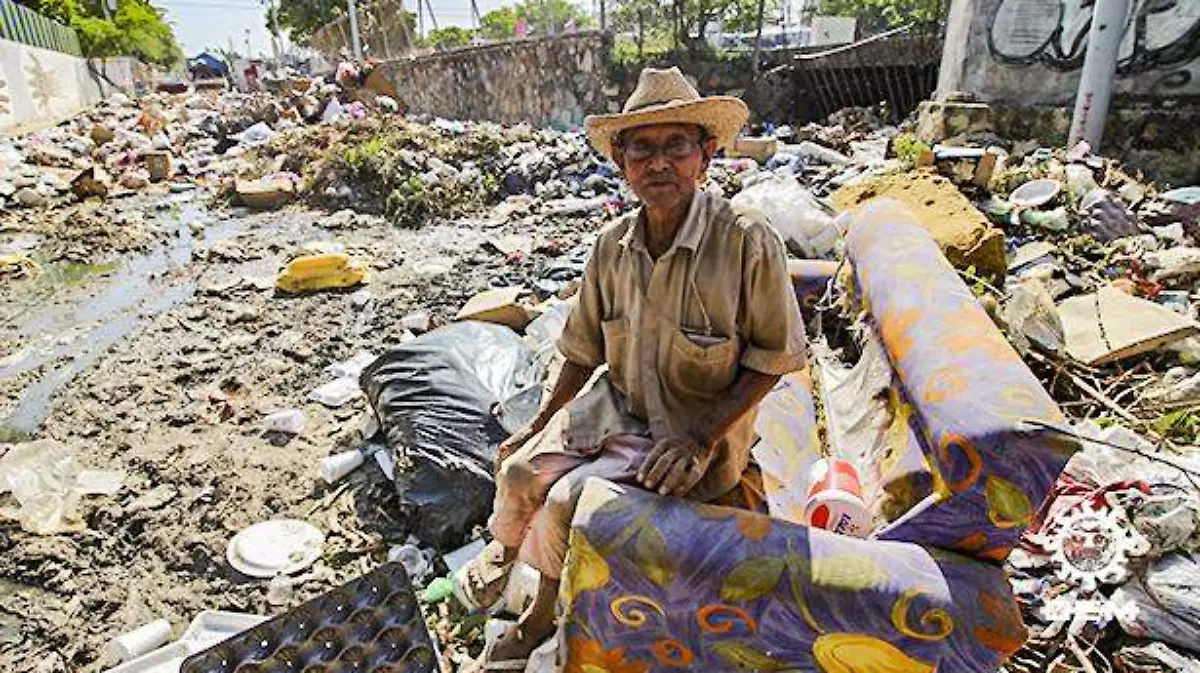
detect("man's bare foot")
[455,541,520,612]
[485,577,560,664]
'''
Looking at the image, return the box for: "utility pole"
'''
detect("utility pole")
[262,0,282,63]
[750,0,766,80]
[424,0,439,31]
[1068,0,1128,148]
[348,0,363,59]
[245,28,252,58]
[102,0,115,20]
[600,0,606,30]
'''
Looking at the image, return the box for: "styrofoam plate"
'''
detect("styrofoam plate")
[106,611,266,673]
[226,519,324,578]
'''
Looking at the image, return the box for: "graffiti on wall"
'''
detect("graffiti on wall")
[987,0,1200,82]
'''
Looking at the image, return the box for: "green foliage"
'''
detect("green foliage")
[277,0,343,44]
[892,133,931,166]
[428,26,473,51]
[65,0,182,66]
[18,0,181,65]
[517,0,592,34]
[16,0,80,23]
[608,0,777,55]
[480,7,518,39]
[1154,410,1200,443]
[817,0,943,34]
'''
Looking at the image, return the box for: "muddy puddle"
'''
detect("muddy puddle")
[0,198,254,437]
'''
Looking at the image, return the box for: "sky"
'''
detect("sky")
[153,0,599,59]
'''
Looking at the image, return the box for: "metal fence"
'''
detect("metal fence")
[0,0,82,56]
[311,0,414,61]
[787,23,944,122]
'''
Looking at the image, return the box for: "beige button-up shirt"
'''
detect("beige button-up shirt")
[557,189,807,502]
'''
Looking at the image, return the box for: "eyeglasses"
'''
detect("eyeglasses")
[620,137,702,162]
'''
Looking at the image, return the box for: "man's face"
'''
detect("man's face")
[614,124,717,210]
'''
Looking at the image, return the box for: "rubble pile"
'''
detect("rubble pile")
[752,118,1200,671]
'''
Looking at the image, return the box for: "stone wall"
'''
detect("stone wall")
[0,40,134,136]
[370,32,613,129]
[937,0,1200,105]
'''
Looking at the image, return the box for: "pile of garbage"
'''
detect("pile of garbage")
[744,117,1200,670]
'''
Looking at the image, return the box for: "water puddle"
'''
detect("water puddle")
[0,200,251,436]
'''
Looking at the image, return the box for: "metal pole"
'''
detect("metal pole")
[348,0,363,59]
[1068,0,1129,148]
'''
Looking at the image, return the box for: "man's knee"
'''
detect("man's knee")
[497,454,537,493]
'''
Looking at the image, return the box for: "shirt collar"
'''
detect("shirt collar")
[618,191,710,254]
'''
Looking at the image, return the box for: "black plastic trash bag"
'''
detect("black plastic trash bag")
[360,321,544,548]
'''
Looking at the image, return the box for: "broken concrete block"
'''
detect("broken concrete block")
[916,100,993,144]
[143,151,172,182]
[455,286,531,330]
[832,168,1007,279]
[1059,285,1200,366]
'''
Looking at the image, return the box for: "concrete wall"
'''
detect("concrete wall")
[937,0,1200,105]
[0,39,135,135]
[370,32,613,129]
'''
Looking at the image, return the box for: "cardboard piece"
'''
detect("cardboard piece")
[455,286,531,329]
[1059,285,1200,365]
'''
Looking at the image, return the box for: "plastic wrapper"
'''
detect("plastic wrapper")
[731,171,839,258]
[1113,552,1200,650]
[360,322,544,547]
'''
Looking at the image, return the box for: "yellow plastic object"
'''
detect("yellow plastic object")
[0,253,41,278]
[275,253,369,293]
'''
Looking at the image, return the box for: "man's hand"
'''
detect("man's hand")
[637,436,715,497]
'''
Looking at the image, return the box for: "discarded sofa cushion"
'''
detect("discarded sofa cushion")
[360,322,544,548]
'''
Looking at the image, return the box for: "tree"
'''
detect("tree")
[817,0,942,34]
[480,7,517,40]
[428,25,473,50]
[516,0,591,36]
[276,0,342,44]
[16,0,80,23]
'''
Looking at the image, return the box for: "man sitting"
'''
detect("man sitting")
[458,66,808,670]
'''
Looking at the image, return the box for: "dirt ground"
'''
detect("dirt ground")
[0,186,600,672]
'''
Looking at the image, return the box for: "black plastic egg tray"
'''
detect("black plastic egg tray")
[181,563,437,673]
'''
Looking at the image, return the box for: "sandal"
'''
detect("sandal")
[452,540,516,613]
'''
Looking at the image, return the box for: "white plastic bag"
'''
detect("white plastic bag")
[731,171,839,258]
[0,440,125,534]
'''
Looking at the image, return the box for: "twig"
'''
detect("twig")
[1066,634,1099,673]
[1019,419,1200,491]
[306,480,353,517]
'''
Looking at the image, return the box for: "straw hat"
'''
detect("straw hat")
[585,67,749,161]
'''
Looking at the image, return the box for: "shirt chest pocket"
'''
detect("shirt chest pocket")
[665,327,740,398]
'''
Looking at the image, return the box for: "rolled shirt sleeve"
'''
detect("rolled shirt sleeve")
[738,223,808,375]
[556,238,606,369]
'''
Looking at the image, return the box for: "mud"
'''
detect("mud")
[0,193,602,671]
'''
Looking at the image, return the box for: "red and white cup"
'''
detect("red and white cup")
[804,457,871,538]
